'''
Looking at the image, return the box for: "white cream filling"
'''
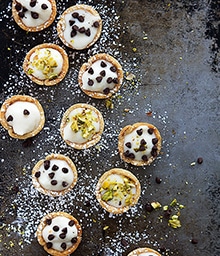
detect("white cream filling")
[42,216,78,251]
[82,60,117,92]
[63,108,100,144]
[123,126,156,161]
[63,10,100,50]
[37,159,74,191]
[5,101,41,135]
[28,48,63,80]
[16,0,52,27]
[139,253,158,256]
[101,174,136,208]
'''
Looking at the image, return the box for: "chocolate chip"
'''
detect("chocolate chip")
[48,172,55,179]
[100,70,106,77]
[23,109,30,115]
[31,12,39,19]
[142,155,148,161]
[125,142,132,148]
[70,30,77,37]
[52,164,59,171]
[30,0,37,7]
[6,115,13,122]
[88,68,94,74]
[96,76,103,83]
[136,128,143,136]
[93,21,99,27]
[15,3,22,11]
[155,177,162,184]
[72,25,79,31]
[72,12,79,18]
[61,242,67,250]
[103,88,110,94]
[48,234,55,240]
[78,15,84,22]
[71,237,77,244]
[151,146,158,157]
[51,180,57,186]
[140,139,146,145]
[148,128,154,135]
[191,238,198,244]
[41,4,48,10]
[164,209,172,219]
[101,61,107,67]
[69,220,75,226]
[59,233,66,239]
[113,78,119,84]
[107,77,113,83]
[152,138,158,145]
[62,167,69,173]
[145,202,154,212]
[62,181,68,187]
[18,11,25,18]
[79,27,85,33]
[197,157,203,164]
[124,150,135,159]
[110,66,117,72]
[23,7,28,12]
[46,218,52,225]
[62,227,68,234]
[69,20,75,26]
[46,242,52,249]
[85,28,91,36]
[35,171,41,178]
[44,160,50,170]
[139,145,146,151]
[88,79,94,86]
[53,225,59,232]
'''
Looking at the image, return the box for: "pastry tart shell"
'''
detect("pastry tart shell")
[127,247,161,256]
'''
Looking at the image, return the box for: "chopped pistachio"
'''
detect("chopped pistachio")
[168,215,181,228]
[103,226,109,230]
[101,190,113,201]
[170,198,177,206]
[151,201,161,209]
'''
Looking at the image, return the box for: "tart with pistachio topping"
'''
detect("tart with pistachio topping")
[37,212,82,256]
[57,4,102,50]
[60,103,104,149]
[0,95,45,139]
[23,43,69,86]
[32,154,78,197]
[78,53,124,99]
[96,168,141,214]
[12,0,57,32]
[118,122,162,166]
[127,247,161,256]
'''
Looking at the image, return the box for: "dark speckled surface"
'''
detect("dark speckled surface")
[0,1,219,256]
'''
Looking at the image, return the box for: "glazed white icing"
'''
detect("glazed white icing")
[139,253,158,256]
[16,0,52,27]
[123,126,156,161]
[82,60,118,92]
[100,174,136,208]
[42,216,78,251]
[63,10,100,50]
[37,159,74,191]
[63,108,100,144]
[28,48,63,80]
[5,101,41,135]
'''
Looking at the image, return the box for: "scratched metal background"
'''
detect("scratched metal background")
[0,0,219,256]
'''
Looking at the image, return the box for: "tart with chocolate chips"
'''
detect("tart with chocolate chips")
[37,212,82,256]
[12,0,57,32]
[78,53,124,99]
[127,247,161,256]
[60,103,104,149]
[0,95,45,139]
[57,4,102,50]
[32,154,78,197]
[23,43,69,86]
[118,122,162,166]
[96,168,141,214]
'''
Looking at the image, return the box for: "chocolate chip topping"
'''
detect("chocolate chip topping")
[30,0,37,7]
[142,155,148,161]
[59,233,66,239]
[51,180,57,186]
[72,12,79,18]
[85,28,91,36]
[103,88,110,94]
[69,20,75,26]
[152,138,158,145]
[71,237,77,244]
[46,218,52,225]
[62,181,68,187]
[96,76,103,83]
[88,67,94,74]
[72,25,79,31]
[71,30,77,37]
[18,11,25,18]
[62,227,68,233]
[136,128,143,136]
[62,167,69,174]
[69,220,75,226]
[44,160,50,170]
[101,61,107,67]
[31,12,39,19]
[52,164,59,171]
[53,225,59,232]
[139,145,146,151]
[6,115,13,122]
[124,150,135,159]
[48,234,55,240]
[107,77,113,83]
[23,109,30,115]
[78,15,84,22]
[15,3,22,11]
[35,171,41,178]
[93,21,99,27]
[88,78,94,86]
[151,146,158,157]
[61,242,67,250]
[125,142,132,148]
[48,172,55,179]
[113,77,119,84]
[197,157,203,164]
[140,139,146,145]
[46,242,53,249]
[110,66,117,72]
[41,4,48,10]
[100,70,106,77]
[148,128,154,135]
[79,27,85,33]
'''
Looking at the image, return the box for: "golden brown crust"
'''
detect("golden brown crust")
[23,43,69,86]
[37,212,82,256]
[127,247,161,256]
[78,53,124,99]
[60,103,104,150]
[118,122,162,166]
[57,4,102,50]
[95,168,141,214]
[12,0,57,32]
[0,95,45,139]
[32,154,78,197]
